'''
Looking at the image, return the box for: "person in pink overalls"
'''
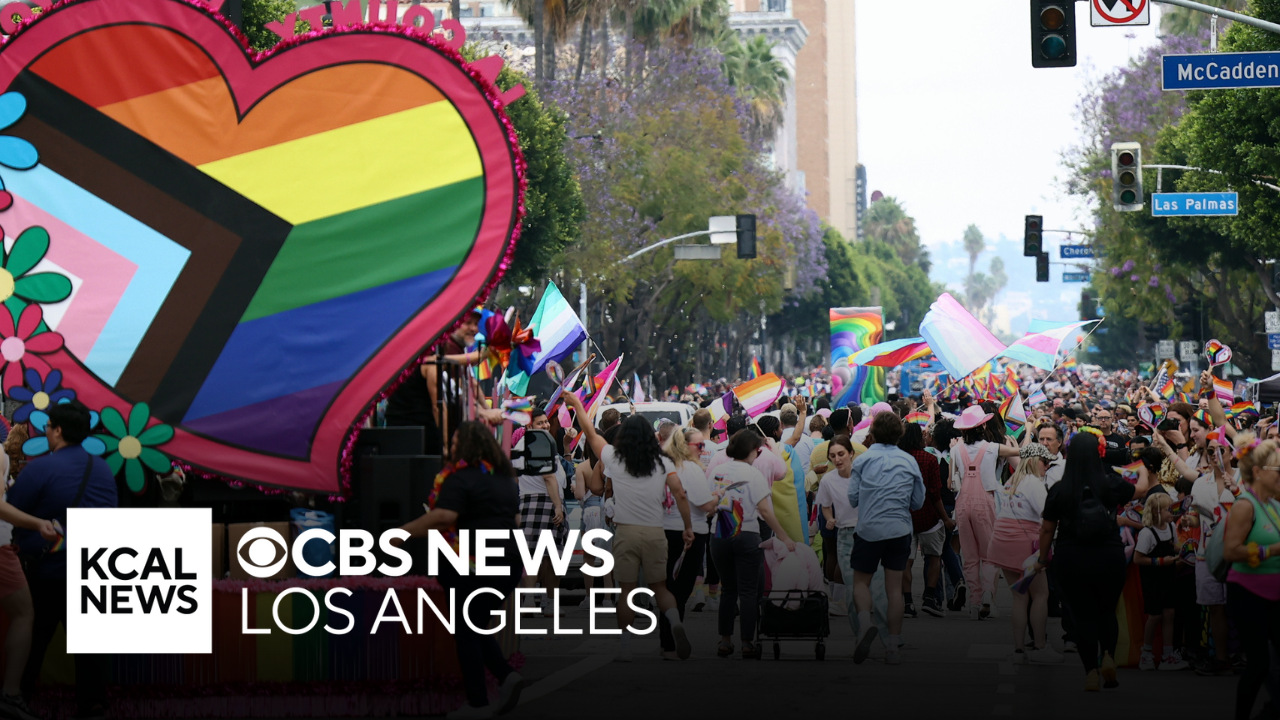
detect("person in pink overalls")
[951,405,1022,620]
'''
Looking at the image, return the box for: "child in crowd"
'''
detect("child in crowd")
[1133,492,1189,670]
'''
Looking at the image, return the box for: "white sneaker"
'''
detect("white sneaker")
[578,596,592,608]
[1063,641,1078,654]
[1009,650,1028,665]
[885,647,901,665]
[1139,649,1156,671]
[1160,654,1189,671]
[1028,646,1064,664]
[969,604,981,621]
[447,703,495,719]
[495,673,525,715]
[705,596,720,612]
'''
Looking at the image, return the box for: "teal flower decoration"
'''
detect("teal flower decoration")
[0,227,72,324]
[23,405,104,457]
[95,402,173,492]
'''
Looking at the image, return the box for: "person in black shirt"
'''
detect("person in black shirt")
[384,310,502,454]
[1089,406,1130,468]
[400,422,523,717]
[1035,432,1135,692]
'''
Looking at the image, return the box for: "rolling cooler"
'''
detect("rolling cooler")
[758,590,829,660]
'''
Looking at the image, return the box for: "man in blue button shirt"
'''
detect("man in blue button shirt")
[9,400,117,719]
[848,410,924,666]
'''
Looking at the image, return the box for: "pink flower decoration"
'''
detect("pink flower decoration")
[0,304,63,396]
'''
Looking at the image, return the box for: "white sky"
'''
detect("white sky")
[856,1,1163,249]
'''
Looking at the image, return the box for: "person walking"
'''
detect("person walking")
[988,443,1061,664]
[1222,433,1280,719]
[707,429,797,659]
[9,401,118,719]
[400,422,526,719]
[899,422,950,619]
[816,435,862,620]
[659,428,715,660]
[565,392,695,662]
[952,406,1021,620]
[517,409,567,617]
[1034,431,1135,692]
[848,411,924,666]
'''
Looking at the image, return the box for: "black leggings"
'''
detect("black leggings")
[710,532,762,643]
[660,530,708,651]
[444,547,520,709]
[1053,544,1126,673]
[1229,582,1280,720]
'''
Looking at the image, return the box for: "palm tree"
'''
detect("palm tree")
[863,196,924,268]
[717,31,788,144]
[962,224,984,278]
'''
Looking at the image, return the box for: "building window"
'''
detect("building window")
[765,0,786,11]
[459,5,474,17]
[480,3,494,16]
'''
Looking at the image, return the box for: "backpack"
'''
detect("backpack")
[1073,482,1116,543]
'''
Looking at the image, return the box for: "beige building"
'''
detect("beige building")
[733,0,860,240]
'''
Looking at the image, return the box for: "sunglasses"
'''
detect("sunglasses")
[690,442,706,449]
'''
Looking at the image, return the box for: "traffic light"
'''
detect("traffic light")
[736,213,756,259]
[1024,215,1042,257]
[1081,290,1099,320]
[1176,300,1200,342]
[1143,323,1165,343]
[1036,252,1049,282]
[1111,142,1144,211]
[1031,0,1077,68]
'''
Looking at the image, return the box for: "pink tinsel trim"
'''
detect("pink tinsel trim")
[214,575,443,593]
[2,0,527,499]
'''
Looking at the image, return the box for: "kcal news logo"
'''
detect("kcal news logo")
[67,508,211,654]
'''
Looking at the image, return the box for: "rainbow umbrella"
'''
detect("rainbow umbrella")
[847,337,933,367]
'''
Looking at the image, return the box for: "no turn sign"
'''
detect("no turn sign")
[1091,0,1150,26]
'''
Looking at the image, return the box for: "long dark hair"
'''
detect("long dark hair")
[614,414,665,477]
[1059,432,1105,506]
[452,421,514,477]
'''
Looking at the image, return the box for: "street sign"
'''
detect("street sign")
[1151,192,1238,217]
[1060,245,1095,258]
[1179,341,1198,362]
[1157,340,1176,359]
[1268,310,1280,334]
[1091,0,1149,26]
[709,215,737,244]
[1163,51,1280,90]
[673,245,721,260]
[1269,333,1280,351]
[1273,348,1280,372]
[1062,272,1090,282]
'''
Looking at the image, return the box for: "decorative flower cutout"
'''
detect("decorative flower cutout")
[9,367,73,423]
[23,405,104,457]
[95,403,174,493]
[0,227,73,311]
[0,92,38,212]
[0,303,63,396]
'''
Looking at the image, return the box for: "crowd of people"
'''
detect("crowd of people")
[397,322,1269,718]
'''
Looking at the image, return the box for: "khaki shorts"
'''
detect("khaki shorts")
[612,523,668,583]
[909,524,947,559]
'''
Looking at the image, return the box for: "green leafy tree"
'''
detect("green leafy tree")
[241,0,300,51]
[862,196,930,274]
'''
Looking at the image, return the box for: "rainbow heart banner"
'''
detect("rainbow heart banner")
[734,372,784,419]
[918,293,1006,379]
[1115,460,1143,483]
[1205,339,1233,368]
[904,411,930,427]
[830,307,886,408]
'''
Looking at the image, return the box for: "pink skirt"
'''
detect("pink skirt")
[987,518,1040,572]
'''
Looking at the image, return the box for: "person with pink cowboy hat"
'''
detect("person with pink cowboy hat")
[950,405,1022,620]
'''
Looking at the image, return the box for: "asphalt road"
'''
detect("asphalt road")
[503,579,1240,720]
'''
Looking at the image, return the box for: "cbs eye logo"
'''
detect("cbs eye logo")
[237,527,289,578]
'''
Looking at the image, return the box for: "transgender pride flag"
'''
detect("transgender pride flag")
[918,293,1006,379]
[507,281,587,395]
[999,319,1095,371]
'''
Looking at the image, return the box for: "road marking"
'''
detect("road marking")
[997,683,1016,694]
[519,654,613,706]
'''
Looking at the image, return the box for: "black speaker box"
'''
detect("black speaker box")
[349,454,441,575]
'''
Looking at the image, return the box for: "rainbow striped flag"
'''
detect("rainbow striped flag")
[715,498,745,539]
[1232,401,1258,420]
[1212,376,1234,405]
[1002,368,1019,398]
[904,411,930,427]
[999,393,1027,437]
[1114,461,1143,483]
[734,373,785,418]
[1061,354,1078,374]
[749,356,763,380]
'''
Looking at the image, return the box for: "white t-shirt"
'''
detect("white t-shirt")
[816,469,858,528]
[700,438,726,467]
[1135,523,1174,556]
[1191,474,1235,560]
[709,461,771,527]
[1044,455,1065,489]
[601,445,675,528]
[664,461,714,533]
[517,464,566,498]
[997,475,1047,523]
[949,441,1002,494]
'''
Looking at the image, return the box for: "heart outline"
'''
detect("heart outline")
[0,0,524,494]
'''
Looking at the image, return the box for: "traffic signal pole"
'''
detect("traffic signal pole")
[1152,0,1280,37]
